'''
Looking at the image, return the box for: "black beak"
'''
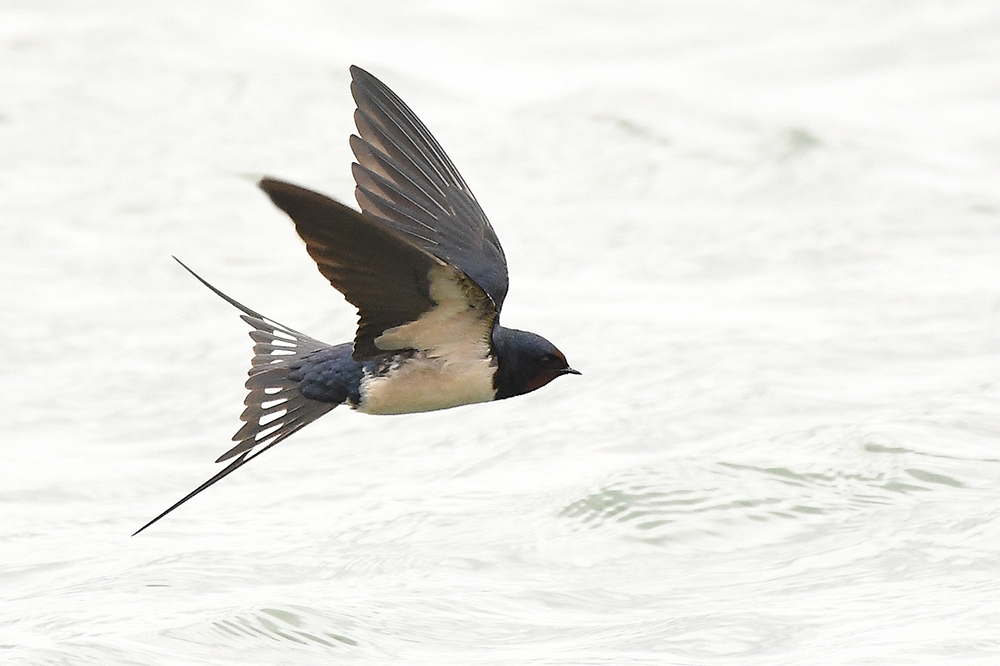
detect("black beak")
[562,367,582,376]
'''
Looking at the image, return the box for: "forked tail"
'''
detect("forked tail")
[132,258,338,534]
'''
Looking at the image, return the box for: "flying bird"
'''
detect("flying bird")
[134,66,579,534]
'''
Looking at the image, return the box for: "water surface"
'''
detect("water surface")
[3,2,1000,664]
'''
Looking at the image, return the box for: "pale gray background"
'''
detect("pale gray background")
[3,1,1000,664]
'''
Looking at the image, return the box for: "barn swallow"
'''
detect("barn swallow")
[134,66,579,534]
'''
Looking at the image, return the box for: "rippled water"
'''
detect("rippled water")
[4,2,1000,664]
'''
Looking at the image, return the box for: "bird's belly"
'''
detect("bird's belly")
[357,355,496,415]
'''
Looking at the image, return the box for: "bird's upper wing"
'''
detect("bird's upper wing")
[348,65,509,313]
[259,178,446,359]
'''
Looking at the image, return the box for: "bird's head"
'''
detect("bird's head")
[492,326,580,400]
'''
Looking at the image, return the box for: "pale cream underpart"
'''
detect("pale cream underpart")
[357,263,496,415]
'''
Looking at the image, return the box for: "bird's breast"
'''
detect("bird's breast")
[356,352,496,415]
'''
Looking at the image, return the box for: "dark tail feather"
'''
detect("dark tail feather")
[133,258,337,535]
[220,311,335,462]
[133,443,277,536]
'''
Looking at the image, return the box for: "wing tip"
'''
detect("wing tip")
[258,175,289,199]
[350,64,375,85]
